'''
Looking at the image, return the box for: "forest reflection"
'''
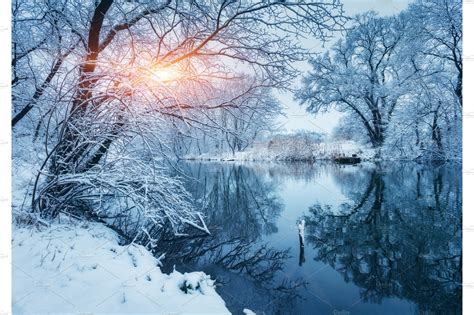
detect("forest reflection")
[159,162,461,314]
[305,163,462,314]
[160,162,305,313]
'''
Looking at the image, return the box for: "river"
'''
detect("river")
[161,161,461,315]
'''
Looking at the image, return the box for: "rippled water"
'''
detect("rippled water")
[161,161,461,315]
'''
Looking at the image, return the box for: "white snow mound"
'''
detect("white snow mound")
[12,222,230,315]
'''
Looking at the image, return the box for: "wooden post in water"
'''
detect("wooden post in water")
[298,220,305,266]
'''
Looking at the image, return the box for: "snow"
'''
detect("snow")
[183,139,374,162]
[12,222,230,315]
[297,219,305,245]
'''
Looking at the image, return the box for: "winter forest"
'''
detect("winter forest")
[11,0,462,314]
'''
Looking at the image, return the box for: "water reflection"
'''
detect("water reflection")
[304,163,462,314]
[161,163,306,314]
[183,162,283,237]
[160,161,461,315]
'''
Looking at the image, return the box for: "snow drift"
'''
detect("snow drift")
[12,222,230,315]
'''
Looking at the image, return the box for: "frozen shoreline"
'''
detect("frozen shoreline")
[12,222,231,315]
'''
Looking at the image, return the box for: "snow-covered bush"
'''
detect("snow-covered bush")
[33,158,209,246]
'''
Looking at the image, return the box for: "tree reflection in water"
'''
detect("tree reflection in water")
[156,161,461,314]
[304,163,462,314]
[159,162,306,314]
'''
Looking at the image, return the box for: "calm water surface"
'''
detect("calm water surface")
[161,161,461,315]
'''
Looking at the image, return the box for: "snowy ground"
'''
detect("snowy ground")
[12,135,236,314]
[12,222,231,315]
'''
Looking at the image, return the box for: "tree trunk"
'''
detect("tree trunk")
[51,0,114,175]
[455,70,462,106]
[35,0,115,216]
[431,103,443,157]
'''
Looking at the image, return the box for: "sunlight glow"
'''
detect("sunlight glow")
[148,66,182,84]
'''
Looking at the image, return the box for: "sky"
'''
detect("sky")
[277,0,413,135]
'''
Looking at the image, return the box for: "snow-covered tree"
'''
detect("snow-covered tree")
[298,1,461,160]
[297,12,415,149]
[12,0,345,240]
[409,0,462,107]
[384,0,462,160]
[169,79,282,157]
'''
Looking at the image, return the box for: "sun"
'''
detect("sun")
[146,65,184,84]
[151,68,176,82]
[116,60,190,91]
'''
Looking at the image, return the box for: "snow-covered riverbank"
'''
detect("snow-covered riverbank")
[12,222,231,315]
[183,140,374,162]
[12,136,233,314]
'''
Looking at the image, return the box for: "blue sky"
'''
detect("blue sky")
[277,0,413,135]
